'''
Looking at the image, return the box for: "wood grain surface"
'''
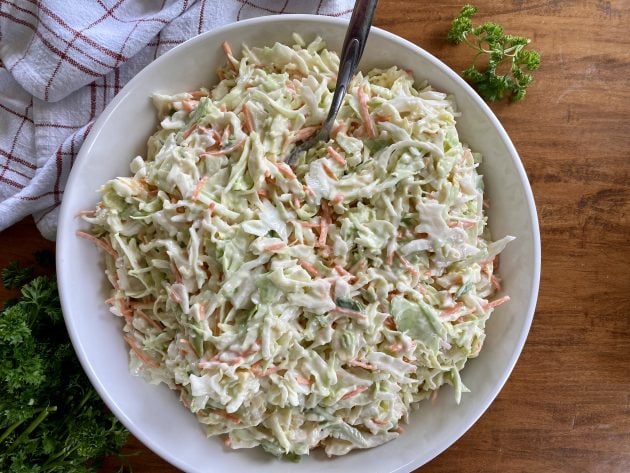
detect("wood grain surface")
[1,1,629,472]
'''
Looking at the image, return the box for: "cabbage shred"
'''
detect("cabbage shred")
[80,34,513,459]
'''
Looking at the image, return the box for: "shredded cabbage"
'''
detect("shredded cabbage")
[79,34,514,460]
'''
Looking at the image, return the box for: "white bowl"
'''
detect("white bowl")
[57,14,540,473]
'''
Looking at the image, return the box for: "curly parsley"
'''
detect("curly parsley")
[448,5,541,101]
[0,256,128,472]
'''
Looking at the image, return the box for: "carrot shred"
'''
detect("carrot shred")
[327,146,347,166]
[276,162,296,179]
[321,162,338,181]
[124,335,159,368]
[74,209,96,218]
[348,360,376,370]
[299,260,319,277]
[136,309,164,331]
[191,176,208,200]
[75,230,118,258]
[341,386,368,400]
[182,99,198,112]
[484,295,510,310]
[296,375,312,386]
[358,87,376,138]
[331,193,345,205]
[334,306,364,318]
[189,90,208,99]
[242,102,254,134]
[291,126,318,142]
[264,242,286,252]
[203,138,245,156]
[222,41,237,70]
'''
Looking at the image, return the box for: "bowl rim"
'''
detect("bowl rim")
[57,13,541,473]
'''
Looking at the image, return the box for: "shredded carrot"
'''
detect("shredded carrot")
[257,188,268,199]
[222,41,237,70]
[300,221,320,228]
[252,363,280,377]
[384,316,396,330]
[296,375,313,386]
[189,89,208,99]
[181,99,198,112]
[395,252,419,276]
[321,162,338,181]
[197,302,206,321]
[191,176,208,200]
[318,217,329,247]
[276,162,296,179]
[136,309,164,331]
[242,102,254,134]
[264,242,286,252]
[331,193,345,205]
[292,195,301,209]
[75,231,118,258]
[334,306,364,318]
[74,209,96,218]
[221,124,231,145]
[371,418,389,426]
[386,249,394,265]
[182,123,197,139]
[440,304,463,317]
[179,338,199,357]
[484,295,510,310]
[291,126,318,142]
[374,114,391,122]
[348,360,376,370]
[124,335,159,368]
[299,260,319,277]
[358,87,376,138]
[448,219,476,228]
[327,146,347,166]
[169,287,182,303]
[394,425,405,434]
[318,202,331,247]
[341,386,368,400]
[220,411,241,424]
[204,138,245,156]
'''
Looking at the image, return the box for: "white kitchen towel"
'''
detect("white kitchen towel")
[0,0,353,239]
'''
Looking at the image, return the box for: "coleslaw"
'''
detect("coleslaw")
[78,34,514,459]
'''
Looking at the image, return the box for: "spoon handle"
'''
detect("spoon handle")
[322,0,379,136]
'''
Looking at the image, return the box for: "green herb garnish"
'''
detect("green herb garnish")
[0,258,128,472]
[448,4,541,101]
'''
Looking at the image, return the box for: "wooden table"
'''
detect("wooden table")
[2,1,628,471]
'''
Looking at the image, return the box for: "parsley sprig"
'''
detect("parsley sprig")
[1,256,128,472]
[448,5,541,101]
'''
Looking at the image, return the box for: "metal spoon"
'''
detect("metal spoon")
[285,0,379,166]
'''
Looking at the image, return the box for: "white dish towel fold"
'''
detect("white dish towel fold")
[0,0,353,239]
